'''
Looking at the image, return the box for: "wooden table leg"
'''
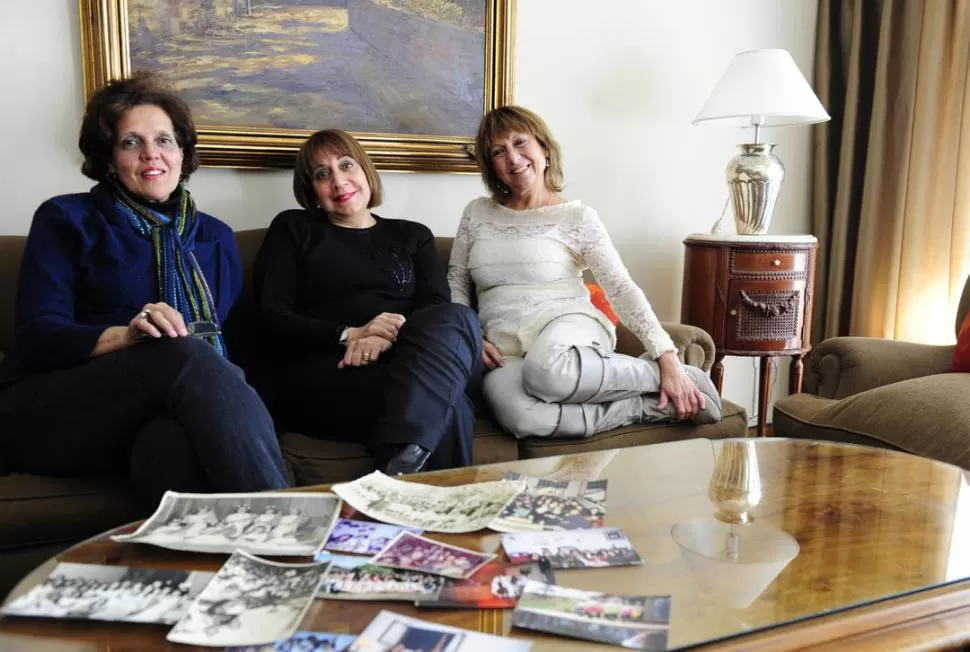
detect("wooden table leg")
[757,356,775,437]
[789,354,805,395]
[712,353,726,396]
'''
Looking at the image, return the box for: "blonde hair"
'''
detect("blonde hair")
[474,105,565,200]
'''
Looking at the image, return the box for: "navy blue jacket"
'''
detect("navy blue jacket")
[0,183,241,382]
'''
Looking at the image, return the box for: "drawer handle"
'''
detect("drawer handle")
[729,309,738,316]
[772,259,782,266]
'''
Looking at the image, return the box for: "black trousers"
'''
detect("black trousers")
[0,337,289,508]
[279,303,483,471]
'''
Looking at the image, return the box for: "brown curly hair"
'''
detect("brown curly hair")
[474,105,565,200]
[78,70,199,183]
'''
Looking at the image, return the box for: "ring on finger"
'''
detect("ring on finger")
[362,352,372,362]
[138,309,151,320]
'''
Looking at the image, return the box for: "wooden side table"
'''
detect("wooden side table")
[680,233,818,437]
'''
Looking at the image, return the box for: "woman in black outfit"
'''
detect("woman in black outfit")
[253,129,482,475]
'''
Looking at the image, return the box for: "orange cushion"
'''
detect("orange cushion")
[586,283,619,325]
[953,310,970,372]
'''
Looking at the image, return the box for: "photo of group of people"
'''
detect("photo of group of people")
[112,491,342,556]
[348,610,533,652]
[1,562,212,625]
[332,471,525,533]
[511,580,671,650]
[325,519,422,556]
[415,560,555,610]
[371,532,495,580]
[167,550,328,647]
[500,528,642,569]
[490,473,608,532]
[227,631,357,652]
[318,555,444,601]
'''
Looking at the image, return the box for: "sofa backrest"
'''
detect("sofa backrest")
[0,231,458,355]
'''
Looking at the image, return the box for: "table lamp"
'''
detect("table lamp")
[693,49,831,235]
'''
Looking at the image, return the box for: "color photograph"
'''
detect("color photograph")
[511,580,671,650]
[324,518,422,556]
[318,554,443,601]
[415,560,554,609]
[227,630,358,651]
[371,532,495,580]
[349,610,533,651]
[500,527,642,569]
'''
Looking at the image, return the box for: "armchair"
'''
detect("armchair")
[773,276,970,469]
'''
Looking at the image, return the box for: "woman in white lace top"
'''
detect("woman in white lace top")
[447,106,721,438]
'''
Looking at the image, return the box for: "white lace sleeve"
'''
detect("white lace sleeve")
[578,207,677,359]
[447,206,474,307]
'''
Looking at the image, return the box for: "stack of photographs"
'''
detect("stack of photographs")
[166,550,328,647]
[348,610,533,651]
[332,471,525,533]
[490,472,608,532]
[318,555,445,602]
[1,562,213,625]
[111,491,342,556]
[511,580,671,651]
[415,560,555,609]
[324,518,422,556]
[500,528,642,569]
[371,532,495,580]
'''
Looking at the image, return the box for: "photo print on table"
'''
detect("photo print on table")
[226,630,358,652]
[111,491,342,556]
[490,472,608,532]
[415,559,555,610]
[371,531,495,580]
[511,579,671,650]
[324,518,422,556]
[318,554,444,601]
[500,527,642,569]
[331,471,525,533]
[0,562,213,625]
[348,609,534,652]
[166,550,328,648]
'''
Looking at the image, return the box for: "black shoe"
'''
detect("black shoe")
[379,443,431,476]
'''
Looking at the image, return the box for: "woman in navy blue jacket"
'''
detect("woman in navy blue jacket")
[0,72,287,506]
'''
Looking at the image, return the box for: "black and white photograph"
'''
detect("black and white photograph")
[324,519,423,556]
[318,554,444,601]
[348,610,533,652]
[332,471,525,533]
[0,562,212,625]
[490,472,608,532]
[226,630,358,651]
[111,491,342,556]
[500,528,642,569]
[371,532,495,580]
[167,550,328,647]
[512,580,671,650]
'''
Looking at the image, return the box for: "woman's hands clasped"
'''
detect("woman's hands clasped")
[339,312,405,368]
[125,302,189,345]
[657,350,706,421]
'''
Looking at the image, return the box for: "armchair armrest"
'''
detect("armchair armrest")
[807,337,955,400]
[614,322,716,371]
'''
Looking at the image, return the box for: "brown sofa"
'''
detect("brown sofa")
[0,228,746,596]
[773,275,970,470]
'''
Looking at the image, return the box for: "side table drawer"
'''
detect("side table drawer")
[724,279,807,351]
[731,250,807,274]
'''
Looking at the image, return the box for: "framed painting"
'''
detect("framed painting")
[78,0,516,172]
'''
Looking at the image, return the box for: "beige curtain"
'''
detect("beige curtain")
[813,0,970,344]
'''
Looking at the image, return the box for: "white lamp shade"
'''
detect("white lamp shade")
[693,49,831,128]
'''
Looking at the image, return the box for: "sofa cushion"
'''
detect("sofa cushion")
[517,398,747,459]
[0,475,144,551]
[280,417,518,487]
[773,374,970,469]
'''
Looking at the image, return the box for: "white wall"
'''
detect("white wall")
[1,0,819,424]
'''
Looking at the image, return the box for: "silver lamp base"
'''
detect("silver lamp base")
[726,143,785,235]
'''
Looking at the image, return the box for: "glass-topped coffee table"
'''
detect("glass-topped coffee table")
[2,438,969,650]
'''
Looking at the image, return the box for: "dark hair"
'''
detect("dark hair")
[475,105,565,200]
[293,129,384,212]
[78,70,199,183]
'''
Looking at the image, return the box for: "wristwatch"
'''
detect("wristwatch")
[338,326,350,346]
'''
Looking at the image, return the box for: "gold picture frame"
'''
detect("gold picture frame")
[78,0,516,172]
